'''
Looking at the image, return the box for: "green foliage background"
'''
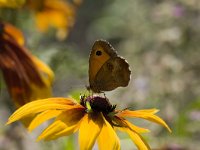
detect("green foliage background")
[0,0,200,149]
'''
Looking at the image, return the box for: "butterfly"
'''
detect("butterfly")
[88,39,131,93]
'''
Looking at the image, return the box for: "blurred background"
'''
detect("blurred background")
[0,0,200,150]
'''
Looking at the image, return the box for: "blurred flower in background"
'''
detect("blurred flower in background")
[0,0,199,149]
[0,22,54,108]
[26,0,82,40]
[0,0,25,8]
[7,95,171,150]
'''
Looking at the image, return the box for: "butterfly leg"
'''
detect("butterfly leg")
[103,92,107,98]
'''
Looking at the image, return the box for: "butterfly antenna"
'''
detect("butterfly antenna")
[123,106,133,111]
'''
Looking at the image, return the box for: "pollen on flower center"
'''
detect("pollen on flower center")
[80,95,116,114]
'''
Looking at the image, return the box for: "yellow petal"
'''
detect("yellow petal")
[48,108,85,140]
[124,120,150,133]
[26,56,54,103]
[79,113,103,150]
[118,109,159,116]
[28,83,52,102]
[31,56,54,86]
[56,106,85,123]
[46,124,79,141]
[7,98,80,124]
[47,120,81,141]
[144,114,172,133]
[133,109,159,114]
[35,12,50,32]
[97,114,120,150]
[34,0,75,33]
[38,107,85,141]
[113,116,149,133]
[28,110,62,131]
[117,109,172,132]
[38,120,69,141]
[3,22,24,45]
[20,115,36,127]
[48,124,80,140]
[125,129,151,150]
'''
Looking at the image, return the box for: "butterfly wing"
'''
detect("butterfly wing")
[91,57,131,92]
[89,40,131,93]
[89,40,117,89]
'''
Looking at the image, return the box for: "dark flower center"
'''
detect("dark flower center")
[80,95,116,114]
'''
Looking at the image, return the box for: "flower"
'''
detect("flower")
[7,95,171,150]
[0,22,54,107]
[0,0,25,8]
[26,0,82,39]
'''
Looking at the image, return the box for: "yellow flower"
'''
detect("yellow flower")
[26,0,82,39]
[0,22,54,107]
[0,0,25,8]
[1,22,24,45]
[7,95,171,150]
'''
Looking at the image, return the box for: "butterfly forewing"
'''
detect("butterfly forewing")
[89,40,131,93]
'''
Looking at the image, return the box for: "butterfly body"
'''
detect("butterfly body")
[89,40,131,93]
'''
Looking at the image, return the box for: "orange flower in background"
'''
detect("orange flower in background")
[0,22,54,107]
[7,95,171,150]
[26,0,82,39]
[0,0,25,8]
